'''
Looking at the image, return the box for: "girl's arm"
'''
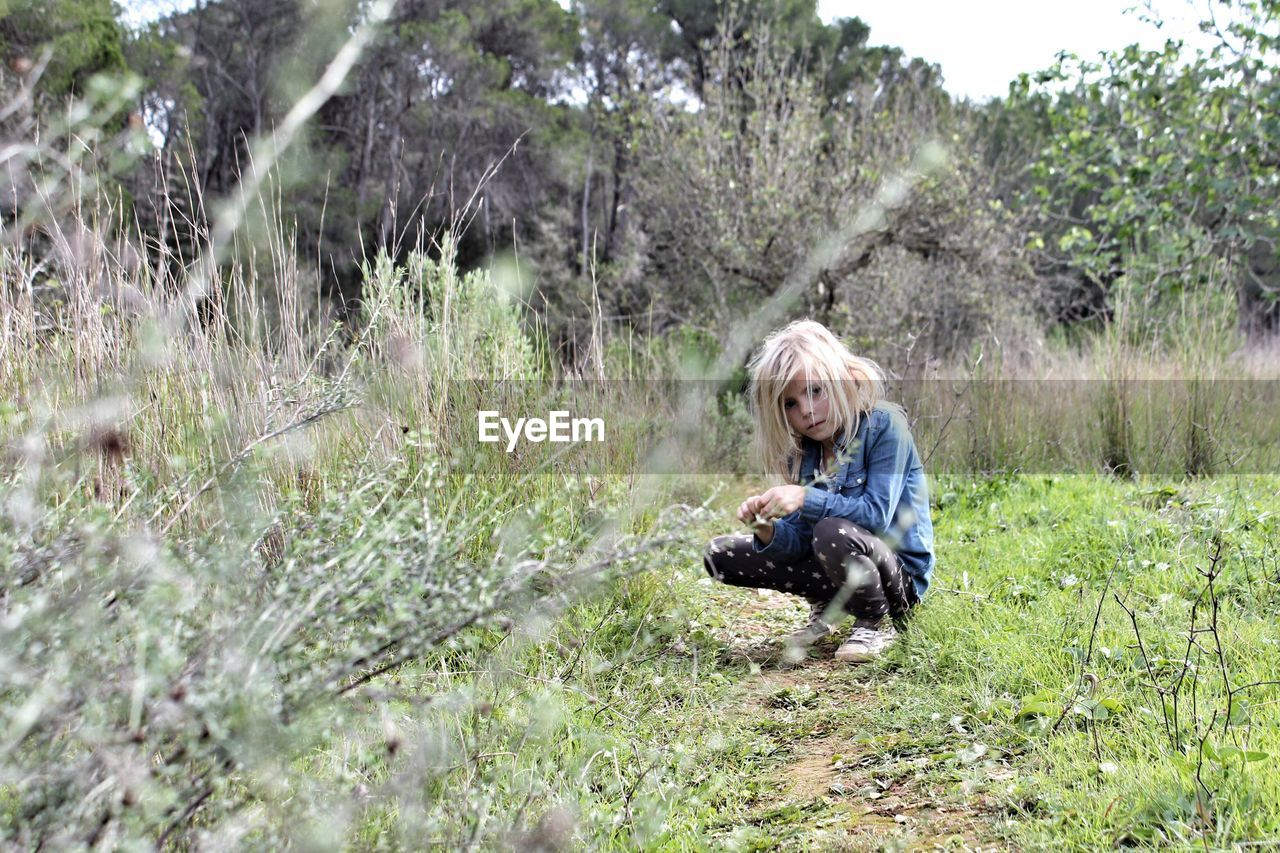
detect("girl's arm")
[753,512,808,555]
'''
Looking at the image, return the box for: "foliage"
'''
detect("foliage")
[0,441,708,846]
[0,221,715,844]
[860,473,1280,847]
[997,0,1280,330]
[0,62,146,270]
[109,0,1021,355]
[629,18,1036,356]
[0,0,126,100]
[120,0,579,294]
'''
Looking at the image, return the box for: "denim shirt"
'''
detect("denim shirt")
[754,403,935,599]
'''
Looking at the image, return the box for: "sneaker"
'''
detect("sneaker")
[834,623,898,663]
[787,601,837,646]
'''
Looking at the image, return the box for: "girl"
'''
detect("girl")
[703,320,934,662]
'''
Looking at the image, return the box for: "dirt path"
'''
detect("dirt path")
[704,584,1013,851]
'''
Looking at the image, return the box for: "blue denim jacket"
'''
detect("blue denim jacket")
[754,403,935,599]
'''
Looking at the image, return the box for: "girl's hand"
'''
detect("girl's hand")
[737,486,806,524]
[736,494,769,526]
[759,485,806,519]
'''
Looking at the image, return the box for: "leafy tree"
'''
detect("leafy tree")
[0,0,126,100]
[628,21,1033,355]
[0,0,141,275]
[315,0,578,272]
[658,0,890,102]
[567,0,680,272]
[530,0,956,356]
[1000,0,1280,331]
[125,0,579,289]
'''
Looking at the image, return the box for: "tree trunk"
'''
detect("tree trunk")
[580,146,593,275]
[356,88,377,211]
[606,135,627,263]
[379,128,403,248]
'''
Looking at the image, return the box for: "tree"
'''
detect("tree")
[126,0,580,289]
[628,21,1033,355]
[1,0,139,271]
[0,0,126,101]
[999,0,1280,332]
[314,0,578,270]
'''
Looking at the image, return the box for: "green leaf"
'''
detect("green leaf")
[1070,698,1109,721]
[1015,701,1058,720]
[1227,700,1251,727]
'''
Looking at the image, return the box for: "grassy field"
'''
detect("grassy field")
[3,244,1279,848]
[258,471,1280,850]
[703,472,1280,850]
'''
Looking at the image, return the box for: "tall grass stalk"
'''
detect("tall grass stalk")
[1,179,717,844]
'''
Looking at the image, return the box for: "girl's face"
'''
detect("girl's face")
[781,374,837,445]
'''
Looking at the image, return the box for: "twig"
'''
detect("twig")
[1198,540,1235,735]
[1084,553,1122,666]
[933,585,987,601]
[1234,680,1280,693]
[556,605,616,683]
[921,379,968,468]
[1052,552,1122,733]
[1114,592,1173,748]
[156,398,356,534]
[504,670,637,727]
[440,751,517,774]
[154,784,213,850]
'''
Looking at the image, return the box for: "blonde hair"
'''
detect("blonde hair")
[747,320,888,483]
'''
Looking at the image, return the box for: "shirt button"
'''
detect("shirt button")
[857,477,864,484]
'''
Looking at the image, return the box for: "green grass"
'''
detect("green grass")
[669,473,1280,849]
[261,472,1280,849]
[6,394,1277,847]
[301,567,785,848]
[5,240,1279,847]
[916,474,1280,848]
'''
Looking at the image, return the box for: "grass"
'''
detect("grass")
[4,218,1280,846]
[251,471,1280,849]
[658,472,1280,850]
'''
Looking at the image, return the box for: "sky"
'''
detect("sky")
[818,0,1227,101]
[118,0,185,29]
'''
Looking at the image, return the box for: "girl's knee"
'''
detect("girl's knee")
[703,556,721,580]
[703,550,723,580]
[813,517,874,555]
[840,558,879,589]
[813,517,845,541]
[811,518,847,557]
[703,536,735,580]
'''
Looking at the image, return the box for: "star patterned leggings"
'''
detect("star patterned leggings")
[703,517,917,623]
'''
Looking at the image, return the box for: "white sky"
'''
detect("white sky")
[818,0,1228,101]
[116,0,183,29]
